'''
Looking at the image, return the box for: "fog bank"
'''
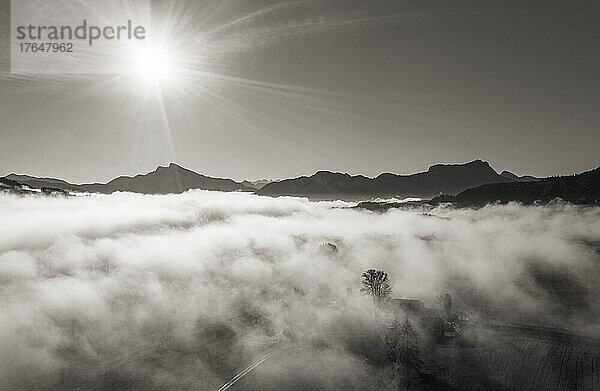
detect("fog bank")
[1,191,599,390]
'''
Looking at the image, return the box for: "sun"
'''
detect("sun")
[130,43,178,85]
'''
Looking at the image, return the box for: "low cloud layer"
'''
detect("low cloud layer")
[1,191,599,390]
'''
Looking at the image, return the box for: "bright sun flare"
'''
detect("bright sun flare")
[131,44,177,85]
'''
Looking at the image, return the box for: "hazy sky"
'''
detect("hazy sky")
[0,0,598,182]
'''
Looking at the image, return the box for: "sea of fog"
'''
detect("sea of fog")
[1,190,599,390]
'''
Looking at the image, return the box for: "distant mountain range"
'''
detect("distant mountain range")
[5,159,525,199]
[6,163,252,194]
[240,179,272,190]
[431,167,600,207]
[257,160,522,200]
[4,160,598,206]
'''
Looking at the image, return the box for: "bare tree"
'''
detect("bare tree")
[360,269,392,302]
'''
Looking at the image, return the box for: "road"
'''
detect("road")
[215,345,300,391]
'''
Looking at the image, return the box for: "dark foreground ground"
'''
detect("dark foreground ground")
[227,325,600,391]
[15,323,599,391]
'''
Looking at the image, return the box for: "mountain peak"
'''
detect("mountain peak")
[427,160,495,174]
[155,163,194,174]
[155,162,183,170]
[313,170,349,177]
[500,170,519,180]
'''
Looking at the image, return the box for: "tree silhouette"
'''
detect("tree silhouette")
[443,293,452,316]
[360,269,392,302]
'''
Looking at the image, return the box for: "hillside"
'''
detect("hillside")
[500,171,540,182]
[0,177,69,195]
[258,160,512,200]
[432,167,600,207]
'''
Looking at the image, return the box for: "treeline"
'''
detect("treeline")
[432,167,600,207]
